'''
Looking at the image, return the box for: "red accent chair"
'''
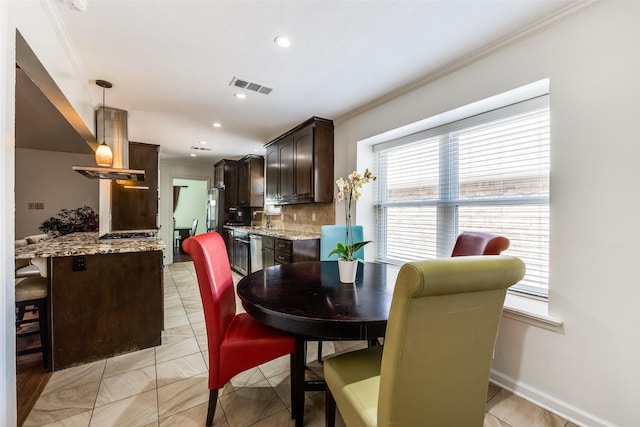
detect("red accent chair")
[451,231,510,257]
[183,232,296,426]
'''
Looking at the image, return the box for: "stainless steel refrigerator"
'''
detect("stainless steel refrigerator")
[206,188,225,233]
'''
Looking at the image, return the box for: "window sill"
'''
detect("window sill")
[502,292,563,332]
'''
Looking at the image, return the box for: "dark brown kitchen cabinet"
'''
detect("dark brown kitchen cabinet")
[264,117,334,205]
[263,236,319,266]
[265,144,280,202]
[263,236,275,268]
[48,250,163,370]
[214,159,239,208]
[237,155,264,207]
[214,160,225,188]
[278,136,295,203]
[111,141,159,230]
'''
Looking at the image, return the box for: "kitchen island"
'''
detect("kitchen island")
[16,232,165,370]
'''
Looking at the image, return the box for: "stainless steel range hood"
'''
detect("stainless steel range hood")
[72,107,145,181]
[72,165,145,181]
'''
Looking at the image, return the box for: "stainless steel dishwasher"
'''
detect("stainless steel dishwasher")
[249,234,263,274]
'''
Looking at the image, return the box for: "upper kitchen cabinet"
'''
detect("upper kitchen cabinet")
[215,156,263,208]
[237,155,264,208]
[214,159,239,208]
[265,117,334,205]
[111,141,159,230]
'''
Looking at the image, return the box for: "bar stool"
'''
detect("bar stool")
[15,259,41,278]
[15,276,50,369]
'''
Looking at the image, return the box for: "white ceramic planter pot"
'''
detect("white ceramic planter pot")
[338,259,358,283]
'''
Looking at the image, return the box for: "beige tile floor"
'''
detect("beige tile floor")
[23,261,576,427]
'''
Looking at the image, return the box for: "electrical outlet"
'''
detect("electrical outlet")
[293,213,297,221]
[312,212,316,222]
[28,202,45,209]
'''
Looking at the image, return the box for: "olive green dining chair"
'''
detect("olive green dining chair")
[324,255,525,427]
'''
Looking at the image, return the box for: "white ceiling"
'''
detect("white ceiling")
[31,0,576,164]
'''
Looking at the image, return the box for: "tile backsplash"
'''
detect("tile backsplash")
[252,202,335,233]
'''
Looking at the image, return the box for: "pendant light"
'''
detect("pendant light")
[95,80,113,167]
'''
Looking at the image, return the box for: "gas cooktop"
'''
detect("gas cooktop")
[99,231,156,240]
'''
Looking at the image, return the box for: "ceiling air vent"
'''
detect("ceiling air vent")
[229,76,273,95]
[191,146,212,151]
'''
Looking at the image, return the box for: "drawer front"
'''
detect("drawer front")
[275,251,292,264]
[263,236,275,250]
[275,239,292,253]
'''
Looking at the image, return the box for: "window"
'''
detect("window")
[374,95,550,296]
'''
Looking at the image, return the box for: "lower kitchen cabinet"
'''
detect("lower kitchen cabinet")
[263,236,319,266]
[48,250,163,370]
[263,236,275,269]
[231,230,250,276]
[228,228,319,276]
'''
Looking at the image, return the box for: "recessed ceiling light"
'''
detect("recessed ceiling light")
[274,35,292,48]
[213,122,222,128]
[234,93,246,99]
[199,140,207,145]
[190,153,197,157]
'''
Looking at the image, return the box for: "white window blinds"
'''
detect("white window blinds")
[374,95,550,296]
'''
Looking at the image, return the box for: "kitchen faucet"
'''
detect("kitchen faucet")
[253,210,272,228]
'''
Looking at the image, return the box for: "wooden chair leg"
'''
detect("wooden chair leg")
[290,352,296,419]
[206,389,219,426]
[325,388,336,427]
[38,301,50,370]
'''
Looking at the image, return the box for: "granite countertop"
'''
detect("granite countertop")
[224,225,320,241]
[15,232,166,259]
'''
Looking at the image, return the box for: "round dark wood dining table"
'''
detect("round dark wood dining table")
[237,261,397,427]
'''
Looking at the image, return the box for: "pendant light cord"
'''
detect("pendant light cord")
[102,84,106,143]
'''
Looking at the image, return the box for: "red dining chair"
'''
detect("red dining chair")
[451,231,510,257]
[183,232,296,426]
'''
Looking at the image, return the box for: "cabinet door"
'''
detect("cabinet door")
[263,247,275,268]
[265,144,279,202]
[111,142,159,230]
[248,157,264,207]
[237,159,250,206]
[214,163,224,188]
[224,162,239,208]
[293,126,314,201]
[279,135,295,202]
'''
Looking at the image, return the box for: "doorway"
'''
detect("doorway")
[172,178,207,262]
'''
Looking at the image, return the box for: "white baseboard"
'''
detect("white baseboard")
[489,370,615,427]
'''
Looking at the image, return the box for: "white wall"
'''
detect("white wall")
[337,2,639,426]
[15,148,99,238]
[159,160,213,264]
[2,2,96,426]
[0,1,13,424]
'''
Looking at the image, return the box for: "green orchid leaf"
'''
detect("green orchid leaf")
[350,241,371,253]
